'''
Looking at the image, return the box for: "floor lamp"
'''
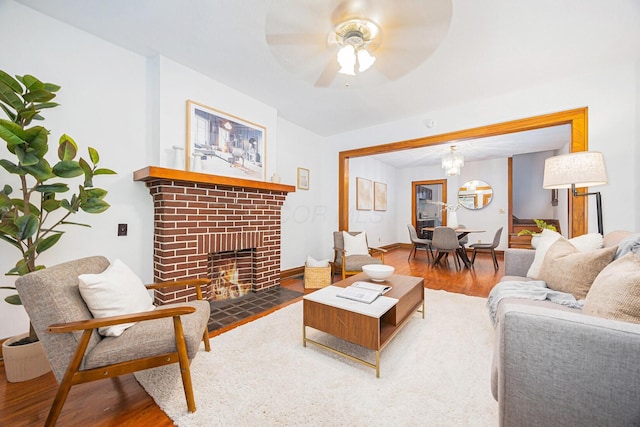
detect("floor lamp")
[542,151,608,235]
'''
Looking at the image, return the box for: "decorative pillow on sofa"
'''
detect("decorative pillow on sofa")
[526,229,604,278]
[583,253,640,324]
[343,231,369,256]
[537,239,617,299]
[78,259,155,337]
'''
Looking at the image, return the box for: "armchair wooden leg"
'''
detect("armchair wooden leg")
[202,328,211,352]
[46,330,93,427]
[173,317,196,413]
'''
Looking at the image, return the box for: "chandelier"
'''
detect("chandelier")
[442,146,464,176]
[334,19,379,76]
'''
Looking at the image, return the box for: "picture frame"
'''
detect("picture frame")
[374,181,387,211]
[186,100,266,180]
[297,167,309,190]
[356,177,372,210]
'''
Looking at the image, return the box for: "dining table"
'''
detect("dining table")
[421,227,485,268]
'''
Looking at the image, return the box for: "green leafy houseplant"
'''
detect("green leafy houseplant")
[0,69,116,344]
[517,219,557,236]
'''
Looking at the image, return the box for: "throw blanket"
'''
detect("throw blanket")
[487,280,584,326]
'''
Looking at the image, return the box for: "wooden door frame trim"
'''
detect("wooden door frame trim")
[338,107,588,236]
[411,179,448,227]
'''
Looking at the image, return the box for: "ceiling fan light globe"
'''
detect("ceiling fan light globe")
[357,49,376,72]
[337,45,356,75]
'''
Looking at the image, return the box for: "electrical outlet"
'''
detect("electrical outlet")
[117,223,128,236]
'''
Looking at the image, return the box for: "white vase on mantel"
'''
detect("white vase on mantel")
[447,210,459,229]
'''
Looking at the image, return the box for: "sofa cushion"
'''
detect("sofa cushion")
[537,239,617,299]
[527,230,604,279]
[583,253,640,324]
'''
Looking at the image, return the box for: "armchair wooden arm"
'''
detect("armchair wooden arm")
[145,278,209,300]
[47,306,196,333]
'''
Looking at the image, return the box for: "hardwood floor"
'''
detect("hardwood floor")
[0,247,501,426]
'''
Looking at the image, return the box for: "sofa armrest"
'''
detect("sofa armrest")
[503,249,535,277]
[495,304,640,426]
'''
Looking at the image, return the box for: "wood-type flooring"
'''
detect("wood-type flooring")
[0,247,502,426]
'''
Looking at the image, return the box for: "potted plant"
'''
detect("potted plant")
[0,69,115,381]
[517,219,557,248]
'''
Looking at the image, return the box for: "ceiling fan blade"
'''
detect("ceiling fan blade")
[314,58,340,87]
[265,33,327,46]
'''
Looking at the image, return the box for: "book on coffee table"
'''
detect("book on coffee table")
[336,281,392,304]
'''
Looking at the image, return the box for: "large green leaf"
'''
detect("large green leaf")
[0,192,12,209]
[32,101,59,111]
[34,183,69,193]
[21,157,54,181]
[35,233,62,254]
[80,198,110,213]
[52,160,83,178]
[88,147,99,164]
[20,75,44,92]
[43,83,61,93]
[60,198,77,213]
[0,103,17,122]
[93,168,117,175]
[23,89,56,103]
[41,198,61,213]
[0,80,24,111]
[0,159,25,176]
[16,214,38,240]
[15,145,39,166]
[1,184,12,195]
[58,137,77,161]
[84,188,108,199]
[7,259,29,276]
[11,199,41,216]
[0,119,27,148]
[0,227,20,245]
[0,70,22,93]
[24,126,49,157]
[4,294,22,305]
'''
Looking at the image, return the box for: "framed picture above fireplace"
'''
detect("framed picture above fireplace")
[186,100,266,181]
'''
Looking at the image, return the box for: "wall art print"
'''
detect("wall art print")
[186,100,266,180]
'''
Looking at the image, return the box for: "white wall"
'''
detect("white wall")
[0,1,149,337]
[328,63,639,237]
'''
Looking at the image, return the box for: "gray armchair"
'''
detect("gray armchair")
[332,231,386,280]
[15,256,211,426]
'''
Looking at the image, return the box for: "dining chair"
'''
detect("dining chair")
[430,226,462,271]
[469,226,503,270]
[457,223,469,265]
[407,224,433,261]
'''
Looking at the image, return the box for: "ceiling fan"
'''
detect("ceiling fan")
[265,0,453,88]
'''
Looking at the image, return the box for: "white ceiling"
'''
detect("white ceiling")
[16,0,640,165]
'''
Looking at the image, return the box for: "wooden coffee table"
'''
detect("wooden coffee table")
[302,273,424,377]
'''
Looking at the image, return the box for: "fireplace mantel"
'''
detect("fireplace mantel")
[133,166,296,193]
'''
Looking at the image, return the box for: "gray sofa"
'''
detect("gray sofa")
[491,231,640,427]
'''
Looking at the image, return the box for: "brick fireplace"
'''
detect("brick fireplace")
[134,166,295,305]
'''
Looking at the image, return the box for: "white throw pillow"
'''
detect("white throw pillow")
[306,255,330,268]
[343,231,369,257]
[78,259,155,337]
[526,229,562,278]
[527,230,605,279]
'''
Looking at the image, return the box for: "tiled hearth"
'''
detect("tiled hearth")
[134,166,295,305]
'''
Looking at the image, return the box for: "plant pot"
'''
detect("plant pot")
[2,333,51,382]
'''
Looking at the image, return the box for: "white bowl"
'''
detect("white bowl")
[361,264,395,282]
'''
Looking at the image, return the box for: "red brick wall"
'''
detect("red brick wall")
[144,179,287,305]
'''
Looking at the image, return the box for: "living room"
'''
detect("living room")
[1,0,640,425]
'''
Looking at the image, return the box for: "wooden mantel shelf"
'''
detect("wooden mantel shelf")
[133,166,296,193]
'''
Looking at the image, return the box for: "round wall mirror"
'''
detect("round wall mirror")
[458,180,493,210]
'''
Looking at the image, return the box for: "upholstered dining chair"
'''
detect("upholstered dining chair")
[407,224,433,261]
[431,226,462,271]
[469,226,504,270]
[457,223,469,265]
[15,256,211,427]
[332,231,386,280]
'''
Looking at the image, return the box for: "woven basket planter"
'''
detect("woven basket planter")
[304,266,332,289]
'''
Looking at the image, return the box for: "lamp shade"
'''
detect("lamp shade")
[543,151,607,189]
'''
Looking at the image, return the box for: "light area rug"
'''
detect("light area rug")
[135,289,498,426]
